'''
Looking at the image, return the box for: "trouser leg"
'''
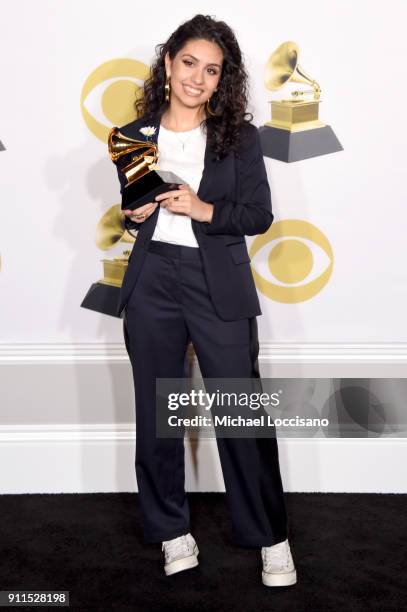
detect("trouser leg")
[123,249,190,542]
[181,255,289,548]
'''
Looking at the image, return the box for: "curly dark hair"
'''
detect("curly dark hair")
[134,13,253,160]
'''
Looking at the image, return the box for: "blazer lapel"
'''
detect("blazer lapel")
[135,112,217,200]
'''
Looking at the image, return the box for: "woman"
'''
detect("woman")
[115,14,297,587]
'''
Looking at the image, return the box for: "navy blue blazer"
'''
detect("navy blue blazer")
[113,113,274,321]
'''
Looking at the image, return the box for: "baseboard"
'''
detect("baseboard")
[1,343,406,494]
[0,424,405,494]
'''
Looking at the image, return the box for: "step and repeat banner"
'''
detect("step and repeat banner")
[0,1,405,345]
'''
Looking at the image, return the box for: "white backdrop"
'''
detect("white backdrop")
[1,0,406,343]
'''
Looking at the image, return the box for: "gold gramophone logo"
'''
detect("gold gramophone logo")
[249,220,334,302]
[80,58,150,316]
[95,204,135,286]
[259,41,343,162]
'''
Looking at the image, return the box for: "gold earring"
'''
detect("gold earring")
[206,96,217,117]
[165,75,171,103]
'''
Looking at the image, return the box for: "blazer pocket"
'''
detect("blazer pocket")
[227,241,251,264]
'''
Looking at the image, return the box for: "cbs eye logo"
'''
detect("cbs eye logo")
[80,58,150,142]
[249,219,334,303]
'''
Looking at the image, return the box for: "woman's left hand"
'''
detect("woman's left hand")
[154,184,213,223]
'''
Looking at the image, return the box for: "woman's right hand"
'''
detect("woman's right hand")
[123,202,158,223]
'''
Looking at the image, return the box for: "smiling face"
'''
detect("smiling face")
[164,38,224,110]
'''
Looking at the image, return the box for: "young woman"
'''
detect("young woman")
[115,14,297,587]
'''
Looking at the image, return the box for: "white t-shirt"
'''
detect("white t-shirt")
[150,123,207,247]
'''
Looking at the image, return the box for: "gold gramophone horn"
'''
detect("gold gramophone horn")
[96,203,135,250]
[265,41,321,100]
[108,127,158,162]
[108,127,159,183]
[92,203,137,290]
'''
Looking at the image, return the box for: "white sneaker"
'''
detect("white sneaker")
[261,539,297,587]
[161,533,199,576]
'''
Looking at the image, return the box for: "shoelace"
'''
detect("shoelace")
[262,541,289,570]
[162,534,190,559]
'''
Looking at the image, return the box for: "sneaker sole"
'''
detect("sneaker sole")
[164,545,199,576]
[262,568,297,587]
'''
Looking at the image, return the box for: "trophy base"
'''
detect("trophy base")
[258,124,343,162]
[81,282,123,318]
[123,169,181,210]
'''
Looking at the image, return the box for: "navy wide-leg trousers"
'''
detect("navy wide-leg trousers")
[123,239,289,547]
